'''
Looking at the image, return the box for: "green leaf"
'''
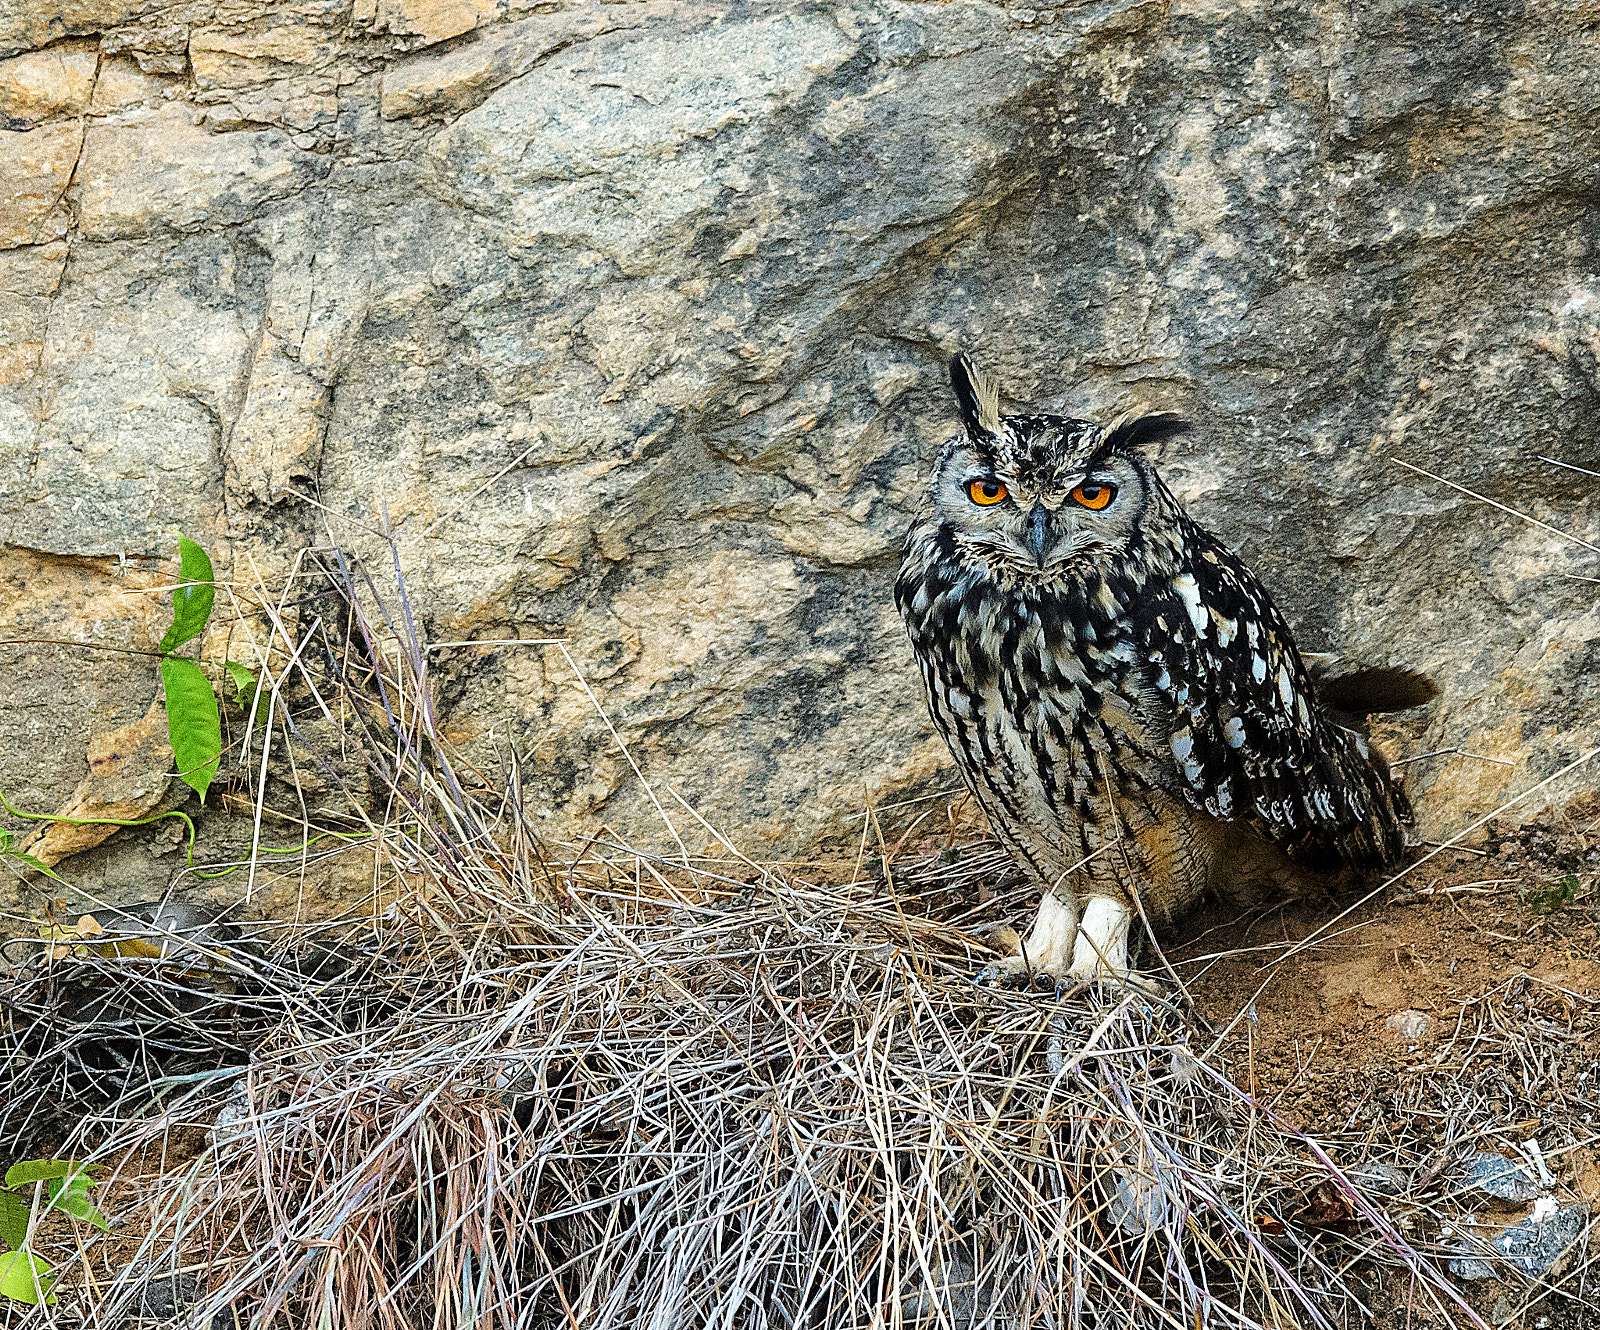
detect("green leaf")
[161,657,222,803]
[222,660,256,698]
[157,536,216,655]
[0,1249,55,1305]
[4,1161,78,1188]
[223,659,269,724]
[44,1169,105,1230]
[0,846,68,883]
[0,1192,29,1249]
[47,1193,108,1231]
[45,1169,99,1222]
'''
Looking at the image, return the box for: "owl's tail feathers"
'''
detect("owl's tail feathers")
[1342,732,1418,869]
[1303,658,1439,717]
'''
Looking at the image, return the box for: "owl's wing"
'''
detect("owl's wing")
[1131,525,1410,871]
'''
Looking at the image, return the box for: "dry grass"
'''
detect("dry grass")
[1,540,1593,1329]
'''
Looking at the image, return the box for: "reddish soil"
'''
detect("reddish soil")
[1172,799,1600,1141]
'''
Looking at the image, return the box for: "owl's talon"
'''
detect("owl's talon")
[1064,899,1137,988]
[1063,970,1168,1005]
[972,894,1078,992]
[1079,973,1133,998]
[972,959,1066,991]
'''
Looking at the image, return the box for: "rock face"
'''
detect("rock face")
[3,0,1599,913]
[20,699,178,867]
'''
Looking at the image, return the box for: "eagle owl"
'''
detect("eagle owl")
[895,354,1429,986]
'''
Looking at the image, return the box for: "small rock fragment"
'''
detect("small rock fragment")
[208,1077,253,1148]
[1350,1161,1408,1196]
[1108,1165,1171,1235]
[115,1265,198,1319]
[1448,1203,1587,1281]
[898,1257,994,1328]
[1451,1153,1541,1210]
[1385,1010,1434,1043]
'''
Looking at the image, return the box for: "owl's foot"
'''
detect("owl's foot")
[1063,897,1135,985]
[972,893,1077,990]
[972,958,1059,992]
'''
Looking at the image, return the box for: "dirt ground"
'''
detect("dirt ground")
[1172,797,1600,1139]
[885,788,1600,1326]
[1169,795,1600,1329]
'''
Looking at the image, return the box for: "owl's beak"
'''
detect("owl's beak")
[1023,503,1057,567]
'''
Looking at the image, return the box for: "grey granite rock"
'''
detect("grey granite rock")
[3,0,1599,917]
[1452,1153,1542,1211]
[1448,1203,1588,1282]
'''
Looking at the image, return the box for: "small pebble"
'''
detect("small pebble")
[1385,1010,1434,1043]
[1109,1167,1170,1235]
[1350,1161,1408,1196]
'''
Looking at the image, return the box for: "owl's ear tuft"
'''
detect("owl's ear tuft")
[949,353,1003,438]
[1101,409,1191,454]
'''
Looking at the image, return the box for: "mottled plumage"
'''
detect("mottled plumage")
[895,354,1427,984]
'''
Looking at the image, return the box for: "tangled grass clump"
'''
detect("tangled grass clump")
[17,864,1483,1330]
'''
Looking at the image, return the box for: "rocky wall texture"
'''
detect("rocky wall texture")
[2,0,1599,916]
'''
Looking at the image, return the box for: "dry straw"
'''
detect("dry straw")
[3,536,1589,1329]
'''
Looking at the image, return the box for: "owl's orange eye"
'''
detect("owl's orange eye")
[1071,482,1117,511]
[967,479,1009,506]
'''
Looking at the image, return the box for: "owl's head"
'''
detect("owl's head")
[927,353,1190,579]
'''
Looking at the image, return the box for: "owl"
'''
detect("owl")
[895,354,1431,987]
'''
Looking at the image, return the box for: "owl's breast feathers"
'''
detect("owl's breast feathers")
[896,519,1173,832]
[1129,517,1411,871]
